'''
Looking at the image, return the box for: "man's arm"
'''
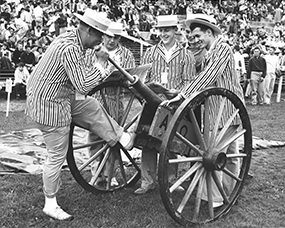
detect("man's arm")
[62,45,107,95]
[181,43,231,98]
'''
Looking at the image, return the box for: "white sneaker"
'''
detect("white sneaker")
[43,206,73,221]
[213,201,223,208]
[111,177,119,186]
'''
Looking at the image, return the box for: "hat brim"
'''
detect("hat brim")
[153,23,178,28]
[120,33,152,46]
[74,13,113,37]
[185,18,221,35]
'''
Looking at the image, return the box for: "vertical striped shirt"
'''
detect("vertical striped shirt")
[181,37,244,128]
[142,41,196,90]
[26,29,106,127]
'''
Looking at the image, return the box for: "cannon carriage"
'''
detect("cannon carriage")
[66,60,252,226]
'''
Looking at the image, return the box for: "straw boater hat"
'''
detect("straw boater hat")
[154,15,179,28]
[74,9,113,36]
[184,14,221,35]
[106,21,129,37]
[106,21,152,46]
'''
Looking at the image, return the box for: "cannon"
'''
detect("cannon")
[66,59,252,226]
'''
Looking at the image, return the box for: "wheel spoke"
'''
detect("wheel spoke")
[177,167,204,213]
[193,170,206,222]
[170,162,202,193]
[216,129,246,151]
[105,150,117,190]
[212,171,230,204]
[222,167,242,182]
[116,151,128,185]
[119,94,136,126]
[88,149,111,185]
[78,144,110,171]
[227,153,247,159]
[189,109,207,151]
[206,171,214,218]
[203,98,210,146]
[214,109,240,146]
[120,147,141,172]
[73,139,105,150]
[209,97,226,148]
[99,89,110,114]
[168,156,203,164]
[115,86,121,121]
[175,132,204,156]
[123,112,141,131]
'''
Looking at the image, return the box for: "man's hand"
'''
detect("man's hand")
[160,93,184,107]
[95,45,109,67]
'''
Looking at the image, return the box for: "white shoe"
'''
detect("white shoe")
[213,201,223,208]
[119,132,136,150]
[111,177,119,186]
[43,206,73,221]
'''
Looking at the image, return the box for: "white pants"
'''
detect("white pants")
[38,96,123,197]
[264,72,276,104]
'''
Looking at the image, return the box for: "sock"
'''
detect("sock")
[44,196,59,210]
[119,132,131,148]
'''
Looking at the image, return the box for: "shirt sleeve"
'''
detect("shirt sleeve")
[141,47,153,83]
[182,50,196,87]
[62,45,106,95]
[181,43,231,98]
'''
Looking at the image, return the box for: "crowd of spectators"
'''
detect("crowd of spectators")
[1,0,285,77]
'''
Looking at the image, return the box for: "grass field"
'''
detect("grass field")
[0,93,285,228]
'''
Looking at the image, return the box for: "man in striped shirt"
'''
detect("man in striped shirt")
[161,14,244,208]
[89,22,136,187]
[134,15,196,195]
[26,9,135,220]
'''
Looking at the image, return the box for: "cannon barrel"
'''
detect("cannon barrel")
[108,57,163,108]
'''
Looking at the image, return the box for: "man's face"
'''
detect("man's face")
[18,43,23,50]
[102,34,120,51]
[187,27,210,50]
[158,26,176,46]
[267,47,274,54]
[253,49,260,57]
[87,29,103,48]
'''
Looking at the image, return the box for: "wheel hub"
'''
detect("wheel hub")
[202,148,227,171]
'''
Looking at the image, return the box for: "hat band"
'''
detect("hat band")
[156,21,177,27]
[195,17,217,26]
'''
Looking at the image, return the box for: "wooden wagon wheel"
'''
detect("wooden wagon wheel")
[67,79,142,193]
[158,87,252,226]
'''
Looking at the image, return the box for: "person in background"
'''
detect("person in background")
[26,9,135,221]
[134,15,196,195]
[89,21,136,187]
[233,45,246,83]
[247,46,267,105]
[14,62,30,99]
[263,44,280,105]
[20,44,36,72]
[12,42,25,66]
[0,42,12,61]
[161,14,244,208]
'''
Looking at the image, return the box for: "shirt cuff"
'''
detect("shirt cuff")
[179,92,186,99]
